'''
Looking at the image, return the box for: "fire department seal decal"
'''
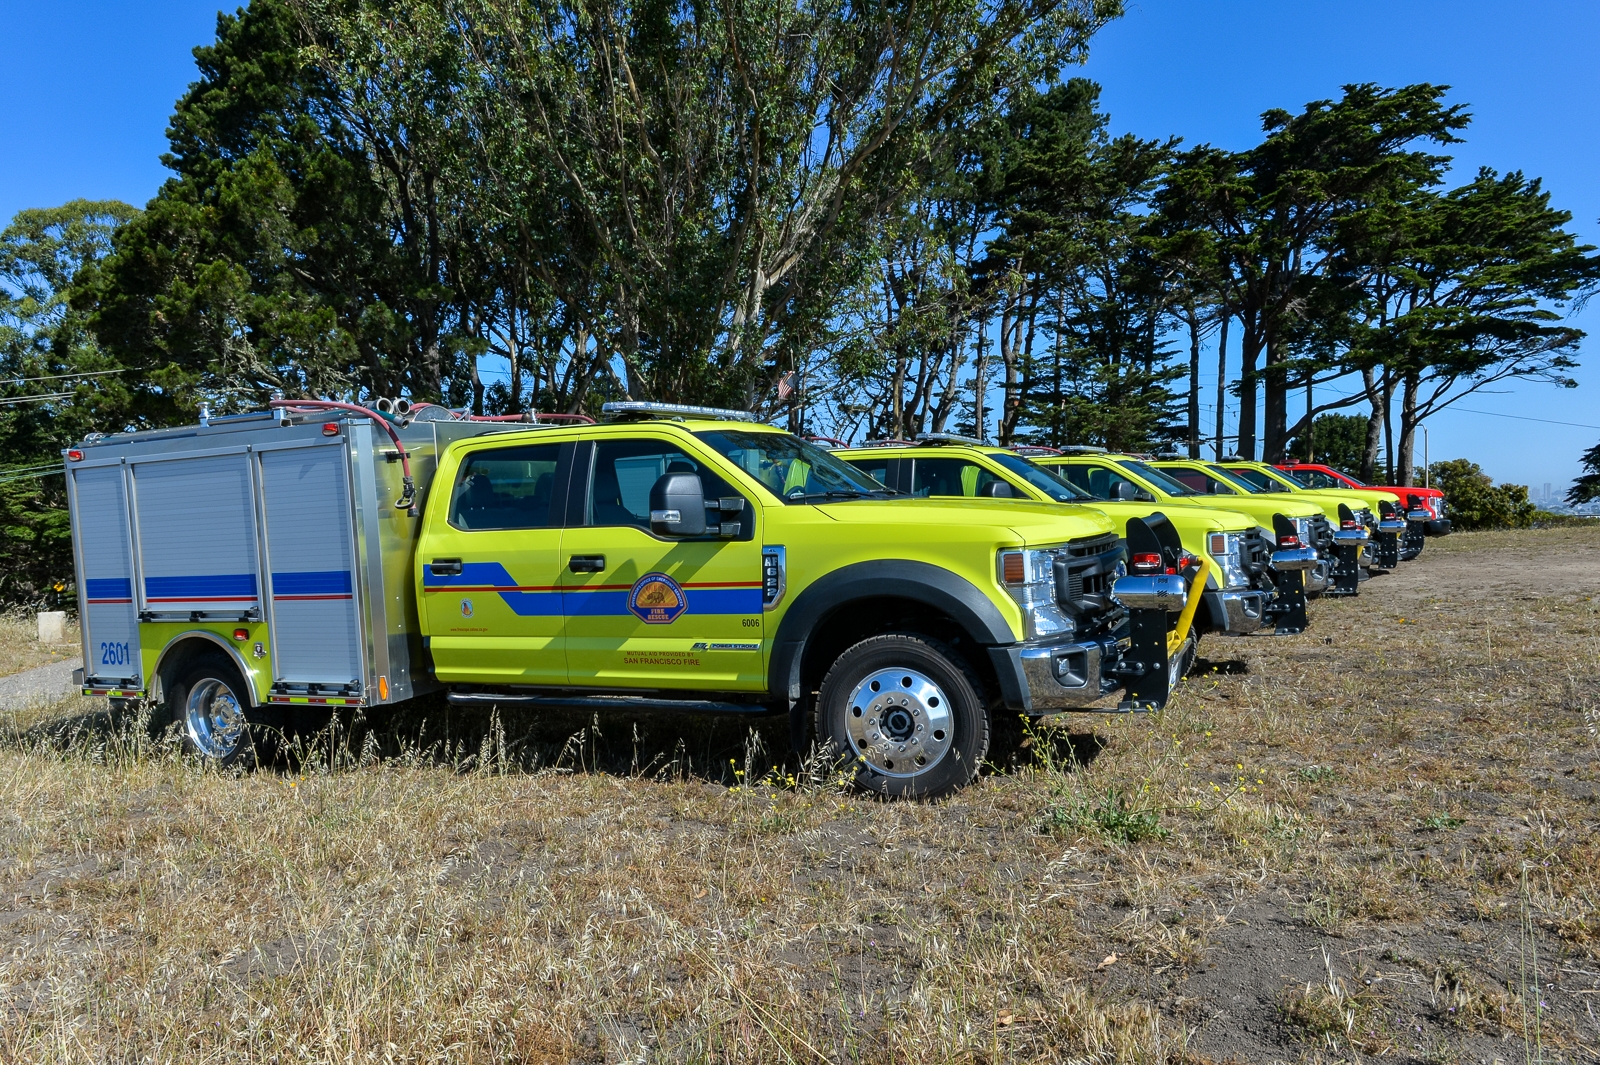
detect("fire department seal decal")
[628,572,687,624]
[460,598,474,618]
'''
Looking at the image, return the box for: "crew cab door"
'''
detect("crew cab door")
[421,441,571,685]
[562,436,765,691]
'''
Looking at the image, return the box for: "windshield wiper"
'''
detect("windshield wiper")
[786,489,893,502]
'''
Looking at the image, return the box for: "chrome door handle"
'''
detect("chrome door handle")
[568,555,605,573]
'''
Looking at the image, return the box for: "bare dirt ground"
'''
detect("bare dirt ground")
[1,527,1597,1063]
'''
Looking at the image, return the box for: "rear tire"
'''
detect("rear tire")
[814,634,989,800]
[165,656,270,769]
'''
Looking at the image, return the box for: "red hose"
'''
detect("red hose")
[270,399,416,510]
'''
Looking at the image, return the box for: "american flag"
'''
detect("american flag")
[776,371,796,401]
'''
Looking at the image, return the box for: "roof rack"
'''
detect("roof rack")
[600,401,756,422]
[1010,444,1062,456]
[914,432,985,447]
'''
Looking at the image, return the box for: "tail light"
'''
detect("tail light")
[1278,533,1300,549]
[1340,518,1360,530]
[1130,552,1162,573]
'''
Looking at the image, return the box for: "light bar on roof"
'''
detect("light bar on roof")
[915,432,985,447]
[601,401,756,422]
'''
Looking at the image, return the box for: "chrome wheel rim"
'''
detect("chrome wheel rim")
[844,668,954,778]
[184,677,246,760]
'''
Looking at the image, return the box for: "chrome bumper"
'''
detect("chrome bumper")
[1202,589,1267,635]
[1306,559,1332,594]
[1425,519,1452,536]
[999,634,1123,712]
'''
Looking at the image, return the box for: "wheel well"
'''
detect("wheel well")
[798,596,997,703]
[154,635,252,705]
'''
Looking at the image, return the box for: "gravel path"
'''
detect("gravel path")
[0,657,82,712]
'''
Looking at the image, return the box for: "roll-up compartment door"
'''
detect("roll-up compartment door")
[71,465,141,685]
[132,454,261,617]
[259,445,363,689]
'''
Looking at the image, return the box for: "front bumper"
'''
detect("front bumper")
[1306,559,1332,594]
[1425,519,1452,536]
[990,633,1123,712]
[1201,589,1267,635]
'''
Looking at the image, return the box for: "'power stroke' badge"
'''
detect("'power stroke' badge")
[628,573,687,624]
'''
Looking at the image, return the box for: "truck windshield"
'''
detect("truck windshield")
[1274,467,1313,488]
[695,429,894,503]
[989,453,1092,502]
[1121,461,1201,497]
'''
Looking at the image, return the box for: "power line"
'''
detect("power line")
[0,392,75,406]
[1445,406,1600,431]
[1,369,123,385]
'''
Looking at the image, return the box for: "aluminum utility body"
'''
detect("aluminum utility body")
[66,402,1197,798]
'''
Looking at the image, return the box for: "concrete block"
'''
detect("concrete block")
[37,611,67,644]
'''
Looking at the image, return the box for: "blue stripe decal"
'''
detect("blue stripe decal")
[425,562,519,588]
[86,577,132,600]
[145,573,258,599]
[272,570,353,596]
[427,562,762,618]
[500,592,564,617]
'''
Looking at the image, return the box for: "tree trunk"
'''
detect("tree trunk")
[1186,305,1200,458]
[1214,309,1229,460]
[1381,370,1395,484]
[1360,367,1383,482]
[1396,371,1420,487]
[1236,322,1260,459]
[1261,335,1287,462]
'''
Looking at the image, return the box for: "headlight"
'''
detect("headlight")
[997,547,1076,640]
[1205,532,1250,590]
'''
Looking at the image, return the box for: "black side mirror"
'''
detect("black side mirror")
[649,472,707,537]
[978,480,1017,498]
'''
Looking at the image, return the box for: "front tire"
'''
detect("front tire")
[166,656,265,769]
[814,634,989,800]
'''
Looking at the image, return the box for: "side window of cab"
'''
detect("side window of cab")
[1163,468,1211,493]
[1301,469,1344,489]
[448,444,563,530]
[910,457,1010,498]
[586,438,747,534]
[1053,462,1148,501]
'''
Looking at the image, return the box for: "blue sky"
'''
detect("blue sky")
[1,1,1596,491]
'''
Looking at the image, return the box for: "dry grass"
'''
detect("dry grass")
[1,528,1598,1063]
[0,610,79,679]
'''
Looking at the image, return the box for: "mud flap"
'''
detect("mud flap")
[1330,504,1363,596]
[1264,516,1309,635]
[1373,502,1401,568]
[1113,516,1178,711]
[1117,606,1171,711]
